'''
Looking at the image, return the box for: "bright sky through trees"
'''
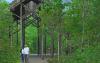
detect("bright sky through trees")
[6,0,13,3]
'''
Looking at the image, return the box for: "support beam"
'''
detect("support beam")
[21,19,25,48]
[20,3,25,49]
[37,27,40,55]
[20,2,25,63]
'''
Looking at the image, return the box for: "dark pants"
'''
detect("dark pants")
[24,54,29,63]
[21,54,24,63]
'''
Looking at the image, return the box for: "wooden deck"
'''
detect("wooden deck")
[10,0,42,20]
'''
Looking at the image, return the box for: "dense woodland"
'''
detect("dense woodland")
[0,0,100,63]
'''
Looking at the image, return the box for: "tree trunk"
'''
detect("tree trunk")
[50,32,55,57]
[58,32,62,56]
[44,32,47,57]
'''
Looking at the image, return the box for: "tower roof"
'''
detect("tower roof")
[10,0,42,20]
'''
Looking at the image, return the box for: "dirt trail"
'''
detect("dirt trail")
[29,55,48,63]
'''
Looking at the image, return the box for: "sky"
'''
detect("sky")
[63,0,71,2]
[6,0,13,3]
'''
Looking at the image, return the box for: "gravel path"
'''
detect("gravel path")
[29,55,48,63]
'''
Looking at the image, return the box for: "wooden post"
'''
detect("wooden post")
[37,27,40,56]
[20,2,25,49]
[20,1,26,63]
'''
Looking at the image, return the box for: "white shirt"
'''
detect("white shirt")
[22,49,25,54]
[23,47,29,54]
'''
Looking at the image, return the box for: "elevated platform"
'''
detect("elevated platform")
[10,0,42,20]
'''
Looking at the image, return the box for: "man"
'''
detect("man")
[21,48,25,63]
[24,45,30,63]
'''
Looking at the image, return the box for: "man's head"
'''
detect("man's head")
[25,44,28,47]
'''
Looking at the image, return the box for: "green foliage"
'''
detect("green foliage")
[48,44,100,63]
[40,0,100,63]
[25,25,38,53]
[0,0,100,63]
[0,1,20,63]
[0,48,20,63]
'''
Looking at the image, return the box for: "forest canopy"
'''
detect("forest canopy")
[0,0,100,63]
